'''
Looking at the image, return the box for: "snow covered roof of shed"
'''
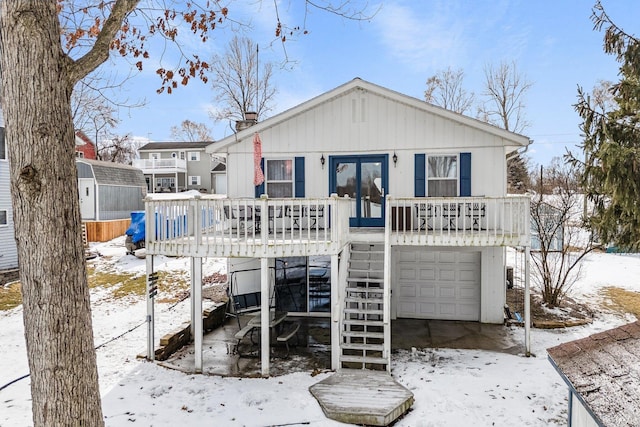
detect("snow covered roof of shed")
[76,159,146,188]
[207,77,531,154]
[547,321,640,426]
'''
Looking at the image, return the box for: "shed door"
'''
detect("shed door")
[395,248,480,320]
[78,178,95,219]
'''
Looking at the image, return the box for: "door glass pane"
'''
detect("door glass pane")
[336,161,357,218]
[361,161,383,219]
[309,256,331,312]
[275,257,307,312]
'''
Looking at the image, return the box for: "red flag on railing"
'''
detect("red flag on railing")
[253,132,264,186]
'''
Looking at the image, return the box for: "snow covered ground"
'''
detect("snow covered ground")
[1,238,638,427]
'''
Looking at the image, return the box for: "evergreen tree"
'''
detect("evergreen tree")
[570,1,640,249]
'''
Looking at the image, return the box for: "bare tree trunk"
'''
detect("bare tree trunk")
[0,2,103,425]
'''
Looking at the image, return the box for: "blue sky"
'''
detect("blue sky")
[109,0,640,167]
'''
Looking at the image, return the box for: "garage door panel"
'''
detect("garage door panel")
[399,284,417,297]
[418,268,436,280]
[438,286,456,299]
[399,269,416,280]
[438,252,456,263]
[396,248,481,321]
[418,284,436,298]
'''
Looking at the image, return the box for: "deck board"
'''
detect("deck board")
[309,369,414,426]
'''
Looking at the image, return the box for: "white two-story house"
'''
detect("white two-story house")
[0,107,19,277]
[134,141,224,194]
[142,78,532,376]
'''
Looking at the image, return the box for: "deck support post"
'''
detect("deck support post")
[330,252,341,370]
[260,257,270,376]
[383,195,392,371]
[524,246,531,356]
[146,255,155,361]
[191,257,203,372]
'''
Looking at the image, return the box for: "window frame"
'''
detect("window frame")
[188,151,200,161]
[0,209,8,227]
[0,127,5,161]
[426,154,459,197]
[155,177,175,189]
[189,175,201,186]
[265,158,294,198]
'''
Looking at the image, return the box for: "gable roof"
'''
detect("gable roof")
[207,77,530,154]
[547,321,640,426]
[139,141,211,151]
[76,159,146,188]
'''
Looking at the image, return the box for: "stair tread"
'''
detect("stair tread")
[345,297,384,304]
[346,286,384,293]
[343,319,384,326]
[346,277,384,283]
[344,308,383,314]
[342,331,385,339]
[340,355,389,364]
[341,343,384,350]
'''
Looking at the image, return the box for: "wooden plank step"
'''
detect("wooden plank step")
[341,343,384,351]
[339,355,389,365]
[342,330,385,339]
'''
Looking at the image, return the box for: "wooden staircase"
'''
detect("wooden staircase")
[340,242,389,370]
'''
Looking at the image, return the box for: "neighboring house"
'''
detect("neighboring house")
[0,107,18,274]
[134,141,217,194]
[142,78,532,375]
[548,321,640,426]
[75,130,97,160]
[531,200,564,251]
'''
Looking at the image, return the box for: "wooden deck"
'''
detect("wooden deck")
[309,369,414,426]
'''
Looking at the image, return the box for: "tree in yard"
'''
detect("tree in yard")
[0,1,372,425]
[97,134,140,164]
[424,66,475,115]
[478,60,533,193]
[568,1,640,250]
[530,158,597,307]
[170,119,213,141]
[210,35,277,122]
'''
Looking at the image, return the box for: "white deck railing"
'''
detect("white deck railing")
[386,196,530,247]
[145,195,352,258]
[132,158,187,171]
[144,195,530,258]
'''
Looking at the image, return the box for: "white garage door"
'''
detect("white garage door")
[395,248,481,321]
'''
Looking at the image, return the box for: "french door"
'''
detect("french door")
[329,155,388,227]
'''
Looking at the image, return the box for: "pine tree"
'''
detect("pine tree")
[571,1,640,249]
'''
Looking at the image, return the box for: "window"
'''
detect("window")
[155,177,175,189]
[0,127,5,160]
[180,151,185,160]
[427,155,458,197]
[171,152,177,158]
[265,159,293,197]
[188,151,200,161]
[0,210,7,226]
[150,153,160,160]
[75,151,84,158]
[189,175,201,186]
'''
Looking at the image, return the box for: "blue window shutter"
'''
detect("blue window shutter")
[295,157,305,197]
[255,158,265,198]
[414,154,426,197]
[460,152,471,197]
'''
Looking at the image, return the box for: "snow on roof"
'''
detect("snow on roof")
[547,321,640,425]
